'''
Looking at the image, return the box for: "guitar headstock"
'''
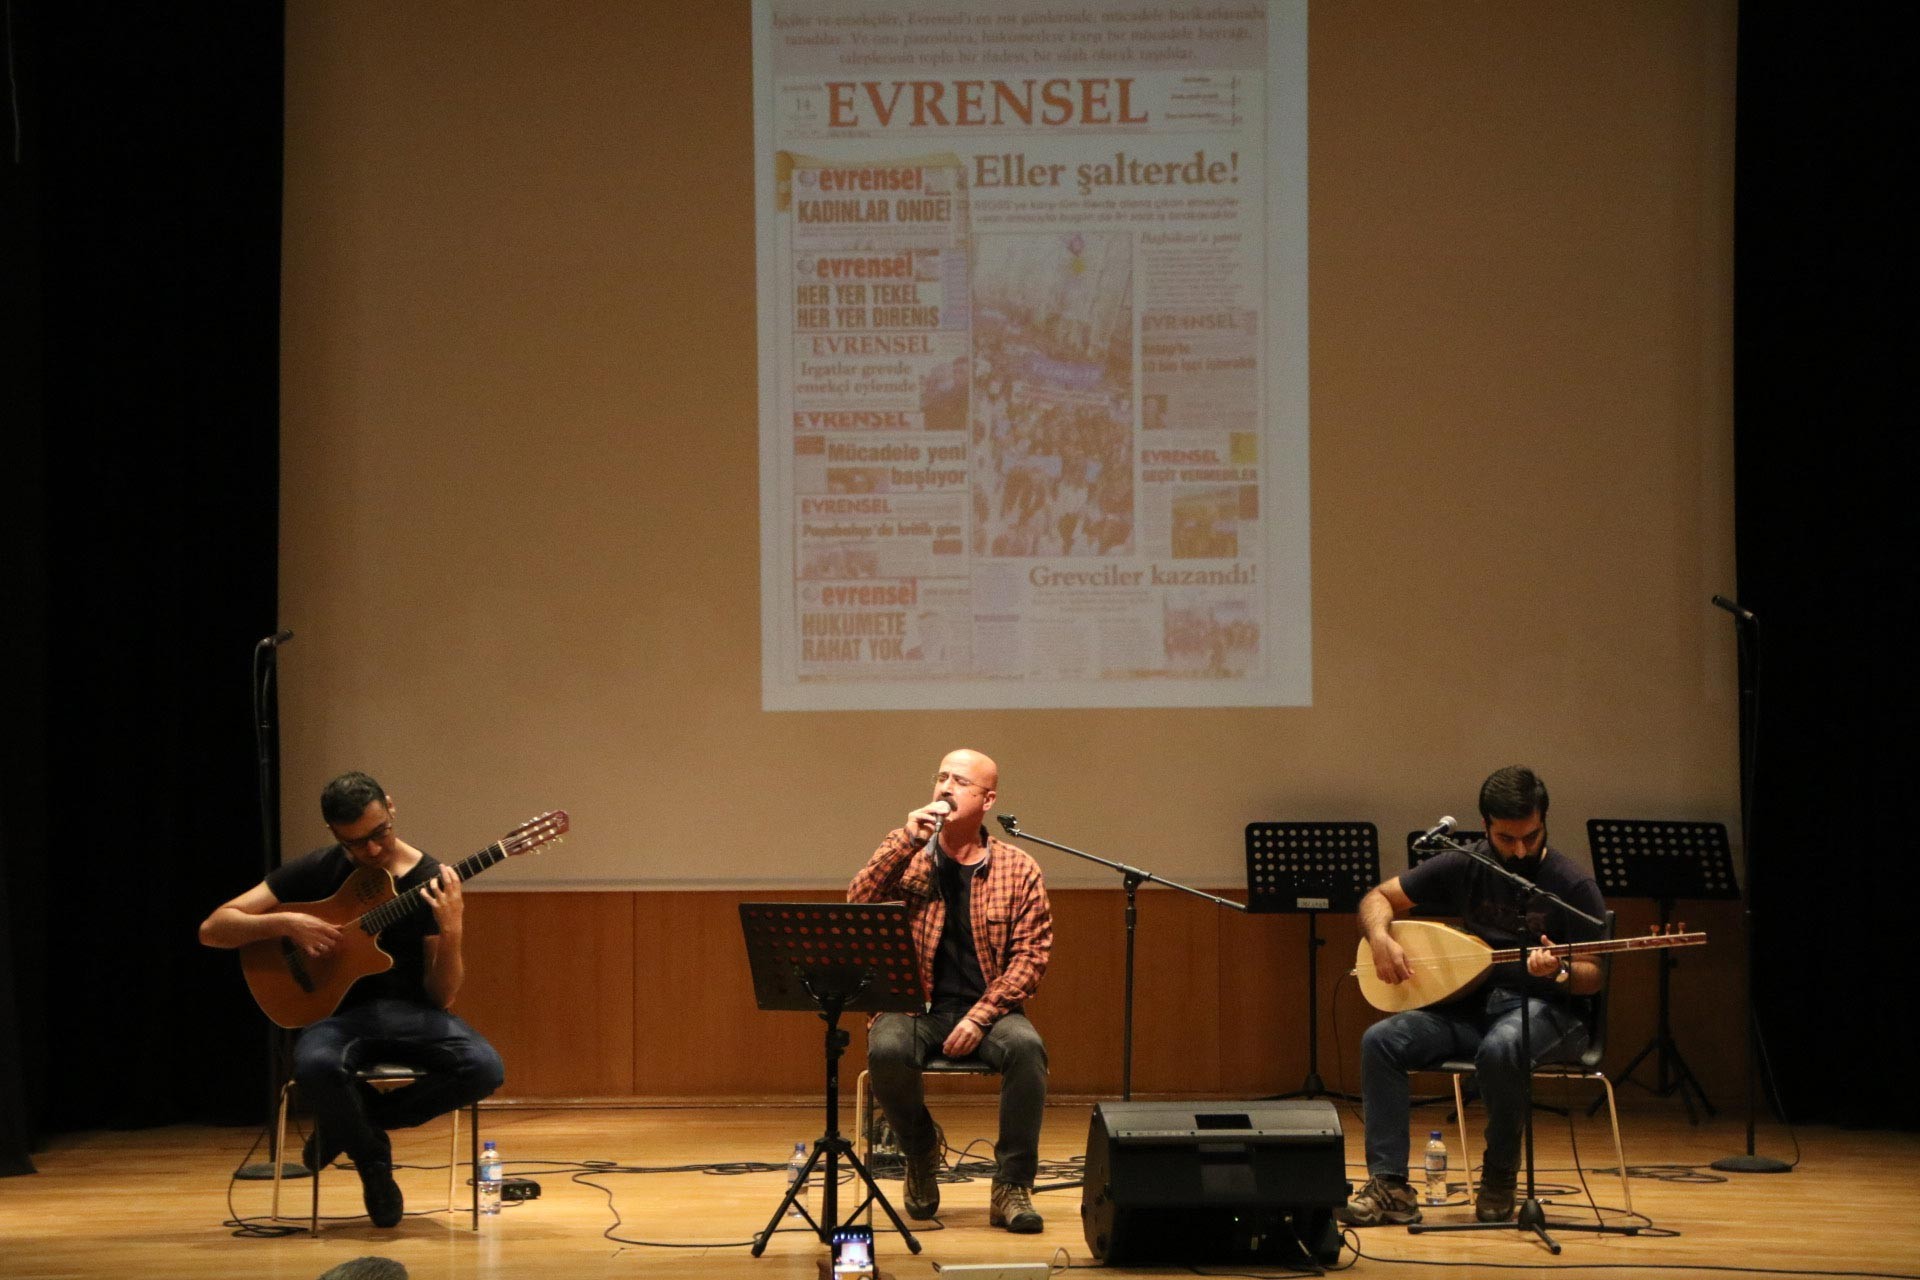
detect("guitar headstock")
[502,809,570,856]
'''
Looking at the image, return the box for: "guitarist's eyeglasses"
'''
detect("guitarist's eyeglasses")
[335,820,394,852]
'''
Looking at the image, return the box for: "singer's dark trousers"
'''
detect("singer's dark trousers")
[866,1009,1048,1187]
[293,998,505,1175]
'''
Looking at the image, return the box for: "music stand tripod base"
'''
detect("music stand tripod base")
[1711,1154,1790,1173]
[739,902,926,1257]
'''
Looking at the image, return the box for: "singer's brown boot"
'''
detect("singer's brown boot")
[989,1181,1044,1233]
[902,1136,941,1219]
[1336,1174,1421,1226]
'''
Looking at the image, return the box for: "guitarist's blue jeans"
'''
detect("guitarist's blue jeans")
[1359,988,1588,1181]
[294,998,505,1170]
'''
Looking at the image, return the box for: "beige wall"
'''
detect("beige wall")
[277,0,1738,1091]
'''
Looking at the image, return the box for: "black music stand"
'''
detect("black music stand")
[1587,819,1738,1123]
[740,902,925,1257]
[1246,822,1379,1101]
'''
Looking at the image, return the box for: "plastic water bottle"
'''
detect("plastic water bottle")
[1423,1130,1448,1205]
[785,1141,810,1217]
[478,1139,503,1216]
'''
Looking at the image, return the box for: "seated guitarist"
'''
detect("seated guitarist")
[1339,765,1606,1228]
[198,771,504,1228]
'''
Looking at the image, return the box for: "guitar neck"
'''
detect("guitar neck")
[1484,932,1705,965]
[355,842,510,935]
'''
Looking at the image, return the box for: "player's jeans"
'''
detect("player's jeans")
[867,1009,1049,1187]
[293,997,504,1172]
[1359,987,1588,1180]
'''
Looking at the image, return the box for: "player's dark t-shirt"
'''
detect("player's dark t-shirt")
[1399,841,1606,1004]
[266,845,444,1009]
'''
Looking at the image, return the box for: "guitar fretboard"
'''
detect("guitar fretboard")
[355,842,511,935]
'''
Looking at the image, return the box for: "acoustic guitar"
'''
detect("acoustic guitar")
[240,810,568,1027]
[1353,918,1706,1013]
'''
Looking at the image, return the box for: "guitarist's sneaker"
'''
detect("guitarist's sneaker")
[1336,1175,1422,1226]
[360,1165,405,1228]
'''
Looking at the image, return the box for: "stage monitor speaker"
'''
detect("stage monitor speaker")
[1080,1099,1347,1267]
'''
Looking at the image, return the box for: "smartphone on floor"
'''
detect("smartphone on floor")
[830,1224,877,1280]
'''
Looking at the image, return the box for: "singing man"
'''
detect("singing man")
[848,748,1053,1233]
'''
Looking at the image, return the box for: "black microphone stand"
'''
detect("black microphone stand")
[1409,838,1636,1252]
[234,632,305,1181]
[996,814,1247,1100]
[1708,596,1790,1174]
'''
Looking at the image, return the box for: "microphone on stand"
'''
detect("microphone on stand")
[259,629,295,647]
[996,814,1020,836]
[1413,816,1457,849]
[1711,594,1756,624]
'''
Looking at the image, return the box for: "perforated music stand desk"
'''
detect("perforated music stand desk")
[1246,822,1380,1101]
[1587,819,1739,1122]
[740,902,925,1256]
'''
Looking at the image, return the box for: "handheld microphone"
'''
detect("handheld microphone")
[925,799,951,850]
[1710,594,1756,624]
[1414,816,1457,848]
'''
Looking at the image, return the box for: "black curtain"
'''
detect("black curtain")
[1735,8,1910,1128]
[2,1,284,1172]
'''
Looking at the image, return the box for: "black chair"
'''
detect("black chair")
[1413,912,1631,1213]
[271,1063,481,1233]
[853,1054,997,1170]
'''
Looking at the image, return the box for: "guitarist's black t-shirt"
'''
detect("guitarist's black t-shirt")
[1399,842,1606,1004]
[267,845,444,1010]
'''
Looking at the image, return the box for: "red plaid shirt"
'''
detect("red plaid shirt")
[848,827,1052,1029]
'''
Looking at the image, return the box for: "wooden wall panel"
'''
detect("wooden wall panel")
[455,888,1751,1102]
[630,890,846,1096]
[459,892,635,1097]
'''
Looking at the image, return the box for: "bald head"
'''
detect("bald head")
[940,748,998,792]
[932,748,999,845]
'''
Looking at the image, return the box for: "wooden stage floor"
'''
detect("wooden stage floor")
[4,1096,1916,1280]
